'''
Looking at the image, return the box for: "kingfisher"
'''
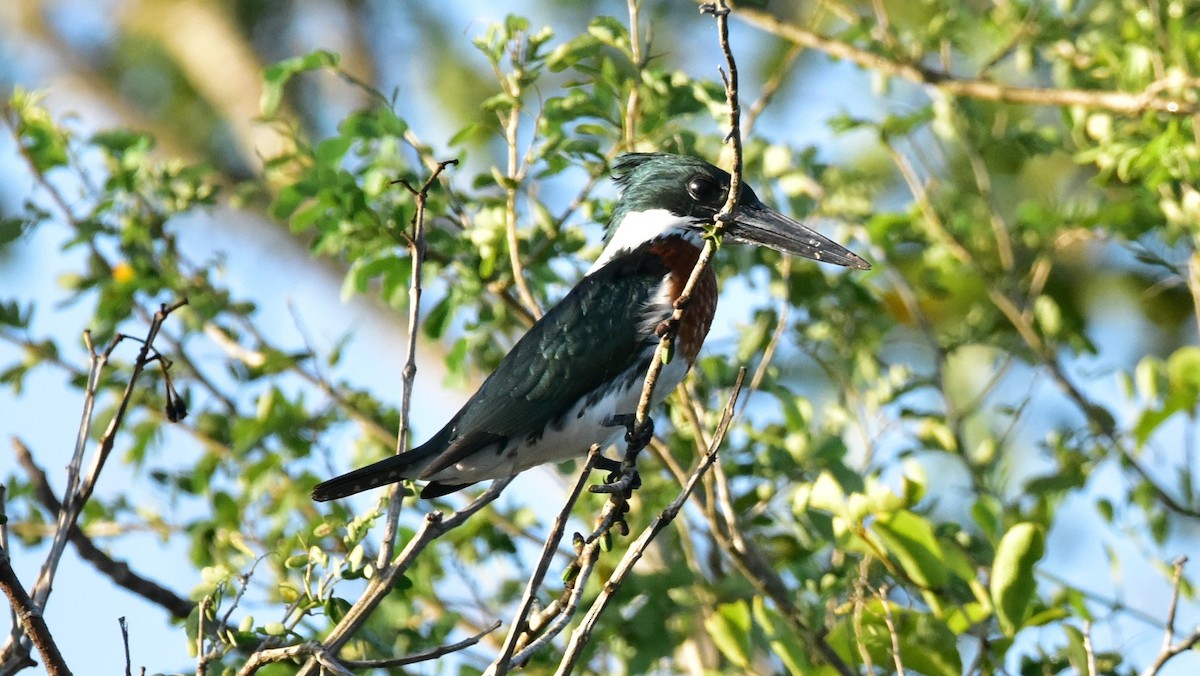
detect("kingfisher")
[312,153,869,501]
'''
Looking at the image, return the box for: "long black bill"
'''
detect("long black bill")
[726,201,871,270]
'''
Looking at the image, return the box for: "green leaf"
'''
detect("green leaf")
[705,601,752,668]
[752,597,812,675]
[1167,346,1200,407]
[828,601,962,676]
[261,50,341,118]
[990,522,1046,636]
[872,510,948,590]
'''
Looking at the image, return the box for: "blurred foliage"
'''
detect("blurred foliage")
[2,0,1199,674]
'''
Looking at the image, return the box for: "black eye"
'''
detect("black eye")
[686,176,720,202]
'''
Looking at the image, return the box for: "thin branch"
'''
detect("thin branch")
[119,617,132,676]
[293,477,512,676]
[24,331,113,615]
[378,157,459,568]
[342,620,501,669]
[1082,620,1097,676]
[879,591,906,676]
[1140,556,1200,676]
[554,369,746,675]
[506,546,598,668]
[237,641,353,676]
[11,438,194,620]
[0,545,70,675]
[501,82,544,320]
[196,597,210,676]
[729,2,1199,115]
[2,300,187,670]
[489,448,600,675]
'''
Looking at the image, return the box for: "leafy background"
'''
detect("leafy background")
[1,0,1198,674]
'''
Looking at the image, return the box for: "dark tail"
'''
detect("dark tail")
[311,454,419,502]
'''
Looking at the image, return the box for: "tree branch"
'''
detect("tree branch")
[489,448,600,675]
[553,368,746,675]
[729,2,1198,115]
[11,438,194,620]
[1140,556,1200,676]
[0,545,70,675]
[377,157,459,568]
[2,300,187,673]
[293,477,512,676]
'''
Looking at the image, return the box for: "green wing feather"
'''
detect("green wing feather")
[419,251,669,476]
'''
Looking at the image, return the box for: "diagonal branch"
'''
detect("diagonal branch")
[489,448,601,675]
[293,477,513,676]
[3,300,188,673]
[0,537,69,675]
[553,368,746,675]
[728,2,1198,115]
[11,438,194,620]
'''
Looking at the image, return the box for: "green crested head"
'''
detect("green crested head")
[591,153,870,272]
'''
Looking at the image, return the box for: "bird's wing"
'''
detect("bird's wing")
[419,250,670,476]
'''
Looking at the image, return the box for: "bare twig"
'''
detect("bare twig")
[343,620,501,669]
[238,641,353,676]
[554,369,746,675]
[498,56,544,321]
[489,448,601,675]
[1082,619,1097,676]
[378,157,459,568]
[196,597,210,676]
[2,300,187,672]
[119,617,132,676]
[879,591,906,676]
[0,545,70,675]
[506,546,599,668]
[1140,556,1200,676]
[1162,557,1189,654]
[11,438,194,620]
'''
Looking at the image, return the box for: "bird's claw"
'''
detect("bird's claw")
[655,317,678,338]
[590,468,641,496]
[593,455,623,474]
[603,413,654,450]
[593,413,651,508]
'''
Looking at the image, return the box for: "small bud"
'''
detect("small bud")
[562,561,580,583]
[165,393,188,422]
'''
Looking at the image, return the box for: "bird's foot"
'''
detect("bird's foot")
[655,317,678,338]
[594,414,651,503]
[590,458,638,494]
[590,467,641,496]
[603,413,654,452]
[593,455,622,474]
